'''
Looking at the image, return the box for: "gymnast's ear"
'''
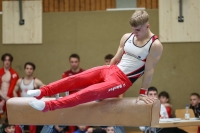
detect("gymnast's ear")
[146,23,150,28]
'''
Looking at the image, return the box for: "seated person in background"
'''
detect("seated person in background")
[190,93,200,133]
[140,87,168,121]
[106,127,114,133]
[139,87,187,133]
[158,91,172,118]
[1,121,15,133]
[86,127,94,133]
[51,125,66,133]
[74,126,87,133]
[190,93,200,117]
[104,54,114,65]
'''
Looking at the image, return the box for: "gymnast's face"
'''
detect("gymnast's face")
[69,57,80,70]
[147,91,158,98]
[4,125,15,133]
[106,127,115,133]
[25,65,34,76]
[132,23,149,40]
[190,95,199,107]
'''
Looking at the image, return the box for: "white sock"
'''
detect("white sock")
[29,100,45,111]
[27,90,41,97]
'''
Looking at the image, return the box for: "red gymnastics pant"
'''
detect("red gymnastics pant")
[39,65,132,111]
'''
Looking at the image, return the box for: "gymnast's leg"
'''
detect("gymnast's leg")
[27,66,108,99]
[29,79,131,112]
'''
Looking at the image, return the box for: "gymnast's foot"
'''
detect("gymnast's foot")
[29,100,48,112]
[27,90,43,99]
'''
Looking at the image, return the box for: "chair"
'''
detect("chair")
[175,109,198,133]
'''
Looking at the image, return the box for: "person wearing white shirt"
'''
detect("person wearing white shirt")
[139,87,187,133]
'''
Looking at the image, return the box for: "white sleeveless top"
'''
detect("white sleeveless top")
[20,78,35,97]
[117,33,158,83]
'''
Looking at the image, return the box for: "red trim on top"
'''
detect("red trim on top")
[152,35,158,42]
[126,64,145,76]
[142,58,147,62]
[128,72,143,78]
[148,35,159,52]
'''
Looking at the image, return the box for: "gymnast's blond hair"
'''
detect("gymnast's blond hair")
[130,10,149,27]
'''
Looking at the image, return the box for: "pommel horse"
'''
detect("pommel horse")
[6,97,161,133]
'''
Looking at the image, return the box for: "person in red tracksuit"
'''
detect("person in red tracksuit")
[0,53,19,115]
[28,10,163,112]
[62,53,84,96]
[54,53,84,133]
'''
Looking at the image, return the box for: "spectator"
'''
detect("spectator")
[146,87,168,118]
[51,125,66,133]
[104,54,114,65]
[0,53,19,116]
[1,121,15,133]
[74,126,87,133]
[159,91,172,118]
[13,62,45,133]
[106,127,114,133]
[59,54,84,133]
[13,62,45,97]
[190,93,200,117]
[190,93,200,133]
[139,87,187,133]
[62,53,84,78]
[62,53,84,95]
[86,127,94,133]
